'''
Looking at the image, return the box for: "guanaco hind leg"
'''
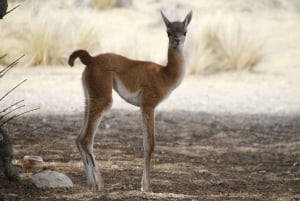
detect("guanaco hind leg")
[76,99,109,191]
[76,69,112,191]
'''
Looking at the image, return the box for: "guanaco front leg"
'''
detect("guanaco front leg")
[141,107,156,192]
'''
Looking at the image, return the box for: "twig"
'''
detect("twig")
[5,4,20,16]
[0,79,27,102]
[0,55,25,78]
[0,108,40,127]
[0,54,7,60]
[0,104,25,121]
[0,100,24,113]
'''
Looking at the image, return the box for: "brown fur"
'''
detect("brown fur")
[69,49,184,105]
[69,11,192,192]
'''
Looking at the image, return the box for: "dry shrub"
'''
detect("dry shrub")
[186,15,263,74]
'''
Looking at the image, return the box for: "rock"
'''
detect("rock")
[31,170,73,189]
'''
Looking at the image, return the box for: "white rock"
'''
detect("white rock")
[31,170,73,188]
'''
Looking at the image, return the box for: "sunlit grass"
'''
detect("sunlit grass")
[0,0,299,75]
[186,14,263,74]
[0,1,103,66]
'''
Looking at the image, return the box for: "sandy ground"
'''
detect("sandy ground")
[0,67,299,200]
[1,66,300,115]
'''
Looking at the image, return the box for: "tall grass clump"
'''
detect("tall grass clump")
[0,1,103,66]
[186,15,263,75]
[0,2,66,65]
[20,10,67,65]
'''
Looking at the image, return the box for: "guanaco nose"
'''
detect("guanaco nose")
[175,39,180,43]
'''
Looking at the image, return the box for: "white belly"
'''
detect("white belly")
[113,75,141,106]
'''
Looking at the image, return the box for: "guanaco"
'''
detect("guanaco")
[68,11,192,192]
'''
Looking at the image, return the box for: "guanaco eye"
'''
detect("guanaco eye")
[167,31,171,36]
[183,31,187,36]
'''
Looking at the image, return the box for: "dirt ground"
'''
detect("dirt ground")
[0,64,300,201]
[1,109,299,201]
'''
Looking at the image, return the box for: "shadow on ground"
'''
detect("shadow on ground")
[1,109,299,201]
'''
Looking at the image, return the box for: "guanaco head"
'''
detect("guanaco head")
[161,11,192,49]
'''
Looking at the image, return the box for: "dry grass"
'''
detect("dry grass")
[91,0,115,9]
[0,1,103,66]
[184,0,300,74]
[185,14,263,74]
[0,0,299,75]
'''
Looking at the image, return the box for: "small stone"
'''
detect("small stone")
[31,170,73,189]
[111,164,119,169]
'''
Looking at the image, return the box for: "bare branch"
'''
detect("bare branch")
[5,4,20,16]
[0,79,27,102]
[0,104,25,121]
[0,55,25,78]
[0,54,7,60]
[0,107,40,127]
[1,4,20,19]
[0,99,24,113]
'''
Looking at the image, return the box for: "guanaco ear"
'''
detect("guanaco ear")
[160,10,171,27]
[183,11,192,28]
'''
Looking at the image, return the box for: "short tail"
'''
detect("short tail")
[68,49,92,67]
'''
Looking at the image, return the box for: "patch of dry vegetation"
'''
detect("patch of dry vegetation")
[185,15,263,74]
[184,0,300,74]
[0,0,103,66]
[0,0,299,75]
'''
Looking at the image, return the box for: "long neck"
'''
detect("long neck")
[164,46,185,86]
